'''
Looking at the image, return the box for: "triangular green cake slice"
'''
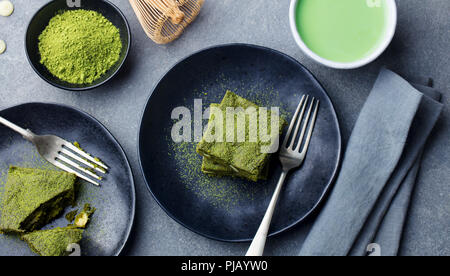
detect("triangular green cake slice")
[21,227,83,256]
[0,166,77,233]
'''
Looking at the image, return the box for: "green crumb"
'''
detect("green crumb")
[73,142,81,149]
[38,9,122,84]
[21,227,83,256]
[73,204,96,229]
[73,142,106,172]
[65,209,78,223]
[86,167,95,174]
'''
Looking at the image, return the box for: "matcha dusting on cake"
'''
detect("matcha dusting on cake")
[197,91,286,182]
[21,227,83,256]
[0,166,77,233]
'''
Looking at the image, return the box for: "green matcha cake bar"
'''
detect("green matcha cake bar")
[197,91,285,182]
[21,227,83,256]
[0,166,77,233]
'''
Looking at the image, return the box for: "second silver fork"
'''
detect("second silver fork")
[246,95,319,256]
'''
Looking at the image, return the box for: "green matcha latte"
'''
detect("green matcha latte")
[38,9,122,85]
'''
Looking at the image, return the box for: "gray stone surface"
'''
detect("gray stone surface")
[0,0,448,256]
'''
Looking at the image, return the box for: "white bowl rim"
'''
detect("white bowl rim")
[289,0,397,69]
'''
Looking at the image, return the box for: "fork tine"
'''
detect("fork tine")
[299,100,320,155]
[52,160,100,186]
[60,148,107,174]
[56,154,102,180]
[295,97,316,151]
[282,95,307,148]
[288,96,309,149]
[63,142,109,170]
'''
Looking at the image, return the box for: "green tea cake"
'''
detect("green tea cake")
[0,166,77,233]
[21,227,83,256]
[197,91,285,182]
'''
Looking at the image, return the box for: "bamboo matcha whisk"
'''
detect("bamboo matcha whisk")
[129,0,204,44]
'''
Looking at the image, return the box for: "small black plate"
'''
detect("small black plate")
[25,0,131,91]
[138,44,342,242]
[0,103,135,256]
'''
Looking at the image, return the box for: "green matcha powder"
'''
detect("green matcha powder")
[38,9,122,84]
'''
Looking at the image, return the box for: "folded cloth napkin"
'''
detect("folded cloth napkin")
[298,68,443,256]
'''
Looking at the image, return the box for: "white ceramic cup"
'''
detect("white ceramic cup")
[289,0,397,69]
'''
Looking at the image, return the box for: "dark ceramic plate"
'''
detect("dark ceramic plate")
[25,0,131,91]
[138,44,341,242]
[0,103,135,256]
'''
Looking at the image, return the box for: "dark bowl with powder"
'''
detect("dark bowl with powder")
[25,0,130,91]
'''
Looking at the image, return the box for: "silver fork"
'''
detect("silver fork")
[0,116,108,186]
[246,95,319,256]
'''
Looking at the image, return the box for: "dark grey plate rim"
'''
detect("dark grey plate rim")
[137,43,342,243]
[24,0,131,92]
[0,102,136,255]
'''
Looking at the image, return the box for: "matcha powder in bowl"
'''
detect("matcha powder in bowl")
[38,9,122,85]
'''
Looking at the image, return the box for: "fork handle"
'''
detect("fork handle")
[246,171,288,256]
[0,116,35,142]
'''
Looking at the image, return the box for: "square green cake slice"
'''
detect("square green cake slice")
[197,91,285,182]
[21,227,83,256]
[0,166,77,233]
[200,104,270,180]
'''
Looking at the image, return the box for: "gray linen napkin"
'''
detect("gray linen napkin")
[299,69,443,256]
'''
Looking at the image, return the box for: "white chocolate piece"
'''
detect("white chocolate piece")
[0,40,6,54]
[0,1,14,17]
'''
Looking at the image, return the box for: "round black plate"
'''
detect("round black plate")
[138,44,341,242]
[0,103,135,256]
[25,0,131,91]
